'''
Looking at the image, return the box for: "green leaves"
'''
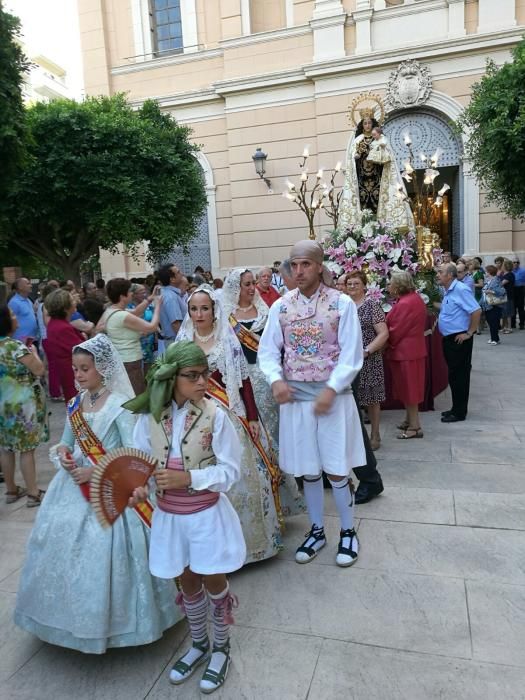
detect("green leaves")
[0,6,29,198]
[0,94,207,280]
[457,40,525,220]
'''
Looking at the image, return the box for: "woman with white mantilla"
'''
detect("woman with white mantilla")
[176,284,286,563]
[221,269,303,517]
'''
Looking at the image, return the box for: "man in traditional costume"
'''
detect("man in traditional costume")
[258,240,366,566]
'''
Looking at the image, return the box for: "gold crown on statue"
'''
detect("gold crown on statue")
[348,92,385,129]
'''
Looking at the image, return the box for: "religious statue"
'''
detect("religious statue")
[417,226,441,270]
[339,92,415,233]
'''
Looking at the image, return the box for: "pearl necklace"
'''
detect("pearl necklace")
[236,303,254,312]
[194,326,215,343]
[87,387,107,408]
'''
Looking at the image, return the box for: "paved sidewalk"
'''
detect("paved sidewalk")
[1,331,525,699]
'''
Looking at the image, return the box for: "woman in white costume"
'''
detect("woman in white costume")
[221,268,304,517]
[177,284,287,562]
[127,341,246,694]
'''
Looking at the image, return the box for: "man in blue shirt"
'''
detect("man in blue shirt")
[456,262,475,296]
[8,278,38,343]
[156,263,186,348]
[436,263,481,423]
[511,258,525,330]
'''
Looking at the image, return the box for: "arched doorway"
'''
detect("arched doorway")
[161,152,220,276]
[383,108,463,254]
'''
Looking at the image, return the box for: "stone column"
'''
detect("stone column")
[462,159,480,256]
[446,0,466,39]
[311,0,346,62]
[353,0,373,55]
[478,0,515,33]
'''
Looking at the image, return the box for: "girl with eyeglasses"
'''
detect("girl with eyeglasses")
[127,340,246,693]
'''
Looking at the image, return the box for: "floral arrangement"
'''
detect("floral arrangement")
[322,210,441,312]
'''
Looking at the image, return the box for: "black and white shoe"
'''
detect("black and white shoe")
[295,524,326,564]
[336,528,359,567]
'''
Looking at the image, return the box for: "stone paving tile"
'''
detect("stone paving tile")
[0,522,32,583]
[308,638,525,700]
[467,580,525,667]
[0,592,43,683]
[0,567,21,594]
[356,486,455,525]
[451,442,525,466]
[357,519,525,585]
[147,627,323,700]
[231,559,471,657]
[454,491,525,531]
[378,459,525,494]
[2,622,188,700]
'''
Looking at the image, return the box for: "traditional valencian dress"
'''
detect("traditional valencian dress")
[14,336,179,653]
[132,396,247,578]
[221,270,304,518]
[177,285,287,563]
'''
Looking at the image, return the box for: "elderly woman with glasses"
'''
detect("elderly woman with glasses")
[345,271,389,450]
[386,271,428,439]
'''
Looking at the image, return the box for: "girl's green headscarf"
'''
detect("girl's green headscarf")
[123,340,208,422]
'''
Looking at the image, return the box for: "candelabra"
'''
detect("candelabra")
[283,147,344,239]
[397,133,450,228]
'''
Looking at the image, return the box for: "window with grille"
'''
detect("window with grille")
[151,0,183,55]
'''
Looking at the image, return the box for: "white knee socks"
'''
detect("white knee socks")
[328,477,354,531]
[303,476,324,528]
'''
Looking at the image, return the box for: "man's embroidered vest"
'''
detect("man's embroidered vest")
[279,284,342,382]
[149,397,217,471]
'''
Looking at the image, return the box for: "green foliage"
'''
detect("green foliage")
[0,94,207,280]
[0,5,30,196]
[457,39,525,220]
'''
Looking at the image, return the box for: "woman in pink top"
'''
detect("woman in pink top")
[386,271,428,439]
[44,289,85,402]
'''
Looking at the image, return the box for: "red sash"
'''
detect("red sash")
[67,394,154,528]
[206,376,283,528]
[229,314,260,353]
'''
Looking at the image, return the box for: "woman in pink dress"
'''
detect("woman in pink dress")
[44,289,85,402]
[386,272,427,439]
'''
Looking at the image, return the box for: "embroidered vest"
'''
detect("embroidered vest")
[149,397,217,473]
[279,284,342,382]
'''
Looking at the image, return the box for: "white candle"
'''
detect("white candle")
[335,161,342,172]
[316,169,323,179]
[301,171,308,181]
[286,180,296,191]
[302,146,309,158]
[404,133,412,145]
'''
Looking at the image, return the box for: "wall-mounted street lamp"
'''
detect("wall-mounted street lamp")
[252,147,272,192]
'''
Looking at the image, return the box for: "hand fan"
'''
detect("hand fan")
[90,448,157,527]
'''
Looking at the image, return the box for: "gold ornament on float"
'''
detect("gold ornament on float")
[416,225,441,270]
[348,92,386,129]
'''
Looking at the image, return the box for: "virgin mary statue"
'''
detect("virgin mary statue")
[339,102,414,232]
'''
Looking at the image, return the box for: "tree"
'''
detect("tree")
[458,39,525,220]
[0,95,207,281]
[0,4,29,197]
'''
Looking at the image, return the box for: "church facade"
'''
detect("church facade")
[78,0,525,276]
